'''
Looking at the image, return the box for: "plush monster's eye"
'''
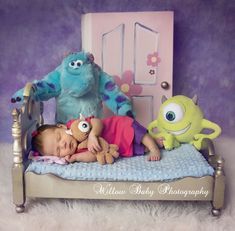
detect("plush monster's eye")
[163,103,184,123]
[76,60,83,67]
[70,61,75,66]
[69,60,83,69]
[78,121,90,132]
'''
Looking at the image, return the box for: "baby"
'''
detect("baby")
[32,116,161,163]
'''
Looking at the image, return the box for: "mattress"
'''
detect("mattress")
[26,144,214,182]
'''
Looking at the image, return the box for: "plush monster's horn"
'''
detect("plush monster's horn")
[80,113,85,120]
[161,95,168,103]
[192,95,198,105]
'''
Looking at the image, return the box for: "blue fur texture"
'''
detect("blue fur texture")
[12,51,133,123]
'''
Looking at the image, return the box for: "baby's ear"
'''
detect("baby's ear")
[56,123,67,129]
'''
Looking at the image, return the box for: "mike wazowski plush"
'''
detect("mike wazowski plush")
[148,95,221,150]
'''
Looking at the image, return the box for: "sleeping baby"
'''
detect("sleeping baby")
[32,116,161,163]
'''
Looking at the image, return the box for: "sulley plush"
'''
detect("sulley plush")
[11,51,133,123]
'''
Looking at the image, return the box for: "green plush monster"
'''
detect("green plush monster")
[148,95,221,150]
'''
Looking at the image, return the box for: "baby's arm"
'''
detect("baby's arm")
[65,151,97,163]
[88,118,103,153]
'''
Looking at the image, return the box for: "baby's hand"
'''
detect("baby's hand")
[64,155,75,163]
[88,133,102,153]
[155,137,164,148]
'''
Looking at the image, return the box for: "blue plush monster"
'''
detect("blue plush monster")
[12,51,133,123]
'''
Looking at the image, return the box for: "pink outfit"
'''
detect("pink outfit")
[101,116,134,157]
[68,116,146,157]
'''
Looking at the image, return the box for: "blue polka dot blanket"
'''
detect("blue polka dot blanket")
[26,144,214,182]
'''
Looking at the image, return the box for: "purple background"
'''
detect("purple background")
[0,0,234,142]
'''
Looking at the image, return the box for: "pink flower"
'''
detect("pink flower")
[113,70,143,98]
[147,52,161,67]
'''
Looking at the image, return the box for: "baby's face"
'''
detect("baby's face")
[41,127,78,157]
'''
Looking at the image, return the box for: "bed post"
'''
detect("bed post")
[211,155,225,216]
[201,138,225,216]
[12,108,25,213]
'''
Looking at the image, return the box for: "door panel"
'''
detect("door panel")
[134,22,159,84]
[102,24,124,77]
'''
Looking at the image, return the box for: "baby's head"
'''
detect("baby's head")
[32,124,78,157]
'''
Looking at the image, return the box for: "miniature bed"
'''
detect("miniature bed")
[12,83,225,216]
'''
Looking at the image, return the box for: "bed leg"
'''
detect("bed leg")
[12,108,26,213]
[211,155,225,216]
[12,163,26,213]
[16,205,25,213]
[211,208,221,216]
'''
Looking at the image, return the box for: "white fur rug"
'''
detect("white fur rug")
[0,137,234,231]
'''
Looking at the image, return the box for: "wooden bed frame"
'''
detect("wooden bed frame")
[11,83,225,216]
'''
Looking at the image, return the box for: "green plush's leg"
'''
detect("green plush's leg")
[173,139,181,148]
[162,133,175,150]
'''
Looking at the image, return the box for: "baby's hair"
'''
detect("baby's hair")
[32,124,58,155]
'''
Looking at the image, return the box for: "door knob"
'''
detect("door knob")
[161,81,170,89]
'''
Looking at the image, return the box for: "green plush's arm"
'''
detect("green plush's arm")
[147,120,159,138]
[202,119,222,139]
[192,119,221,150]
[147,120,177,150]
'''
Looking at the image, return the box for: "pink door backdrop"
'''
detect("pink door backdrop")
[82,11,173,126]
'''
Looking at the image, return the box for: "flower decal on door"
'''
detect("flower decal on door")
[113,70,143,98]
[147,52,161,67]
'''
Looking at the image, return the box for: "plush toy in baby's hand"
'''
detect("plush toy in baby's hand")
[66,114,119,165]
[148,95,222,150]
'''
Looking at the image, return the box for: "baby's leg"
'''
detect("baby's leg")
[65,151,97,163]
[142,133,161,161]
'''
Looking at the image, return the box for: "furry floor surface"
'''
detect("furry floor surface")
[0,137,234,231]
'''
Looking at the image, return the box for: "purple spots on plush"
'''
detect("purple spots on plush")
[36,82,44,88]
[101,93,110,101]
[115,95,127,103]
[105,81,116,91]
[126,110,134,118]
[47,83,55,89]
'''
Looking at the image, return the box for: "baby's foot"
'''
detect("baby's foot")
[147,150,161,161]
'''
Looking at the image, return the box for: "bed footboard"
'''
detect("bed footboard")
[12,83,43,213]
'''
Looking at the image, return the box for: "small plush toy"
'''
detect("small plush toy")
[66,114,119,165]
[148,95,221,150]
[11,51,133,123]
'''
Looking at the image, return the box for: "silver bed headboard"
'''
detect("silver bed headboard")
[12,83,44,164]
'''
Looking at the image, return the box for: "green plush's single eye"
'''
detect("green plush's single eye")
[163,103,184,123]
[166,111,176,121]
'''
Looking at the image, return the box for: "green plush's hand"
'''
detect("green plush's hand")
[192,134,205,150]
